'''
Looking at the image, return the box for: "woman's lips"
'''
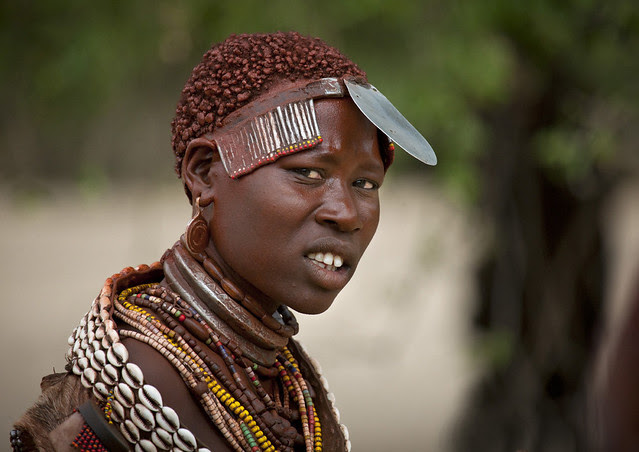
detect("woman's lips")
[303,251,351,290]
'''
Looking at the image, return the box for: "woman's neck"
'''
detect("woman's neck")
[203,242,281,315]
[161,241,298,366]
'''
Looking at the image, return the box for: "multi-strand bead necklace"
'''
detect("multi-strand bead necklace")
[114,282,322,452]
[67,250,350,451]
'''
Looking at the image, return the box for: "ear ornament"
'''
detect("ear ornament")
[185,197,210,255]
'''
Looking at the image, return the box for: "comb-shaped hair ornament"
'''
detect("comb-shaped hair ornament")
[209,77,436,179]
[216,99,323,178]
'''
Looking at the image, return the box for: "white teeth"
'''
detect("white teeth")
[307,252,344,270]
[323,253,334,266]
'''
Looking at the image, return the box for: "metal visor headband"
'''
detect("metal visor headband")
[212,77,437,178]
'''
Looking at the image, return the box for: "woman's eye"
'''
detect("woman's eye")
[294,168,323,180]
[354,179,379,190]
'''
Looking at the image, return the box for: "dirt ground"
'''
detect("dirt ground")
[1,177,637,450]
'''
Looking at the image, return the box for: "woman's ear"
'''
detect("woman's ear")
[182,137,220,205]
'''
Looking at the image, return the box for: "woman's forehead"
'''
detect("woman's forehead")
[202,76,434,179]
[279,99,385,174]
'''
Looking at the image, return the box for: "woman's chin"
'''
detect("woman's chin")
[283,293,338,316]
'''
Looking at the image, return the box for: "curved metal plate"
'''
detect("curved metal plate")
[344,77,437,165]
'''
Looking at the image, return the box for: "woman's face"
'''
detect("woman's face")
[206,97,385,314]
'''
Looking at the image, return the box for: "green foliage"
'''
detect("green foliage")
[1,1,637,195]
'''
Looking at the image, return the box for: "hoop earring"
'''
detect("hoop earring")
[185,197,210,255]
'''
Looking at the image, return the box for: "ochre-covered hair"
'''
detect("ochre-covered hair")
[171,31,367,176]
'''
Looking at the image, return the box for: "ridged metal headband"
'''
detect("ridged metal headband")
[211,77,436,178]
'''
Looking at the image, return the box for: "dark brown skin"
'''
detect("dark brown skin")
[123,94,385,450]
[183,95,385,316]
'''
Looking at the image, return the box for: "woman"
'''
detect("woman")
[11,31,435,452]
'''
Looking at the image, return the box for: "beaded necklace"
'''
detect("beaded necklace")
[67,259,348,451]
[116,282,321,452]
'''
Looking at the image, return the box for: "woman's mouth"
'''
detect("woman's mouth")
[306,252,344,272]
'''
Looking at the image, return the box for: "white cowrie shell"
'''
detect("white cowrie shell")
[73,339,81,354]
[90,351,104,372]
[72,361,82,376]
[107,342,128,367]
[110,399,125,423]
[156,406,179,433]
[95,324,106,340]
[80,316,87,327]
[114,382,135,408]
[320,376,330,391]
[173,428,197,451]
[99,309,110,323]
[309,356,323,373]
[130,403,156,432]
[94,349,107,366]
[139,384,163,412]
[119,419,140,443]
[77,357,89,371]
[107,329,119,346]
[81,337,89,350]
[340,423,350,441]
[122,363,144,389]
[67,334,76,346]
[104,319,116,332]
[198,449,212,452]
[151,428,173,449]
[93,382,110,401]
[332,406,341,423]
[134,439,157,452]
[81,368,97,388]
[101,364,118,385]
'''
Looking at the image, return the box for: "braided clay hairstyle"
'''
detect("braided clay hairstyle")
[171,31,368,179]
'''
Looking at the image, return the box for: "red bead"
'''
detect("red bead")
[179,314,186,322]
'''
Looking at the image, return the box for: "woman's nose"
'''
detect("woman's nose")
[315,183,363,232]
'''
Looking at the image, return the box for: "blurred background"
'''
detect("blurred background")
[1,1,638,451]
